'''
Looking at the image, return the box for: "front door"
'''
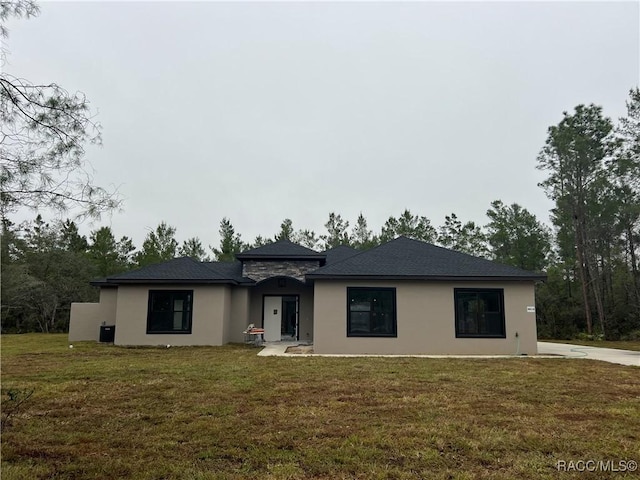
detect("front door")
[263,295,299,341]
[263,296,282,341]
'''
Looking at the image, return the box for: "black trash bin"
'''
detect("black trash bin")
[99,325,115,343]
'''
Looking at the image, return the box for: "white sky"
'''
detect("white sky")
[4,1,639,249]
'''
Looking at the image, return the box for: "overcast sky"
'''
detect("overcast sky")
[5,1,639,250]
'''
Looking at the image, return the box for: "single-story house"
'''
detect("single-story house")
[69,236,546,355]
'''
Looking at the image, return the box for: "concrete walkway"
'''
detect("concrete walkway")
[538,342,640,367]
[258,341,639,366]
[257,342,553,359]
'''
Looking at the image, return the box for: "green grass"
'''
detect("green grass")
[546,339,640,352]
[2,334,639,479]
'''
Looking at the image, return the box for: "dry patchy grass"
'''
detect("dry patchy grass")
[2,334,639,479]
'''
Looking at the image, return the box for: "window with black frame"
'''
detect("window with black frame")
[147,290,193,334]
[347,287,397,337]
[454,288,505,338]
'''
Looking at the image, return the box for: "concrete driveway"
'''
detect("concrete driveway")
[538,342,640,367]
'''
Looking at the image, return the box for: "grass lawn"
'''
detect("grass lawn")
[2,334,639,480]
[545,339,640,352]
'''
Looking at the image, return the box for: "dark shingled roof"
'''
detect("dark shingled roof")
[202,261,254,284]
[92,257,250,285]
[307,236,546,281]
[236,240,325,260]
[324,245,359,264]
[91,237,545,287]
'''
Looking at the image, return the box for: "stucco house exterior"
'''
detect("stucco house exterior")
[69,236,546,355]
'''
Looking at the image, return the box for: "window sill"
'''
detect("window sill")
[146,331,193,335]
[347,333,397,338]
[455,334,507,339]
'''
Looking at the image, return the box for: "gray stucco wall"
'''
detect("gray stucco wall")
[313,280,538,355]
[113,284,230,346]
[69,287,118,342]
[227,287,251,343]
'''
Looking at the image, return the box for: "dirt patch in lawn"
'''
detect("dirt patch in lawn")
[285,345,314,354]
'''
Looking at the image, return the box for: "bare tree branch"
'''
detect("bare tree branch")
[0,3,121,219]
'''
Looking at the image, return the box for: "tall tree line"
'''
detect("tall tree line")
[1,188,636,338]
[1,204,549,333]
[536,89,640,340]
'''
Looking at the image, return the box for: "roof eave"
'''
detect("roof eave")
[305,274,547,282]
[96,278,241,286]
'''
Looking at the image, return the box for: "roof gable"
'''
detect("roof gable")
[236,240,325,260]
[307,236,546,280]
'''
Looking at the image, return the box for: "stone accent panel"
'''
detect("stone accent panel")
[242,260,321,282]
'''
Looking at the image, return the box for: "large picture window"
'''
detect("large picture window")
[455,289,505,338]
[147,290,193,334]
[347,287,397,337]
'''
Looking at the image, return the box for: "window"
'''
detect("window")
[455,289,505,338]
[347,287,396,337]
[147,290,193,334]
